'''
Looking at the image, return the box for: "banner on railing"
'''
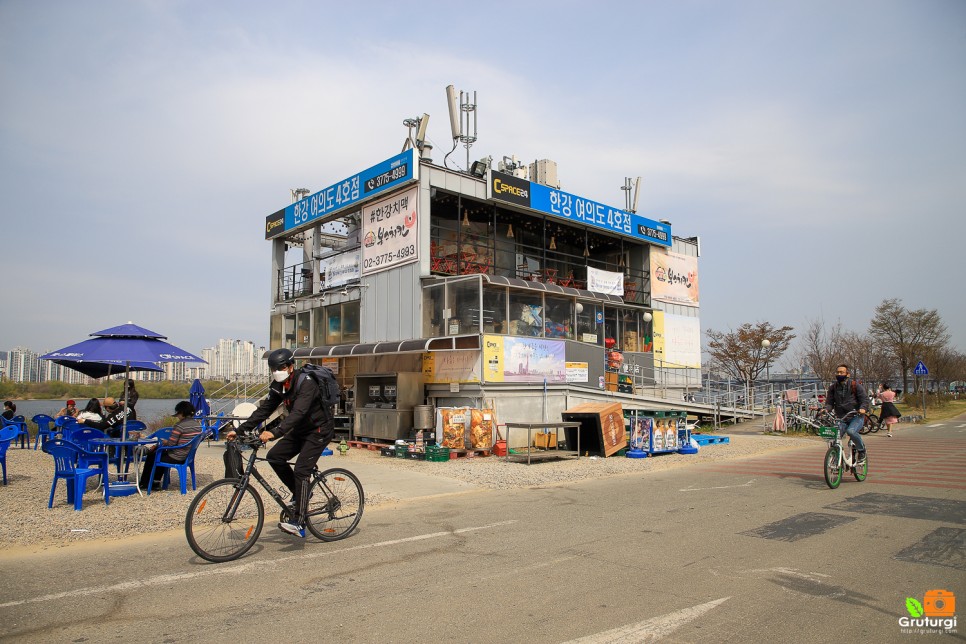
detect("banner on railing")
[322,251,360,287]
[586,266,624,296]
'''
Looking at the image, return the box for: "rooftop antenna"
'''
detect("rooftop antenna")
[443,84,477,171]
[621,177,642,213]
[401,113,430,153]
[291,188,311,202]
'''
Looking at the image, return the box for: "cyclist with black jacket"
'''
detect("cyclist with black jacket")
[226,348,334,538]
[824,363,869,458]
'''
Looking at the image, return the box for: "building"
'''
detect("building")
[201,339,269,381]
[264,117,701,442]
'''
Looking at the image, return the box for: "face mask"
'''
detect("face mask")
[272,369,290,383]
[836,375,847,383]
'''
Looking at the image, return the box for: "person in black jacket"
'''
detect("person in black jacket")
[77,397,132,438]
[824,364,869,458]
[121,379,139,421]
[226,348,334,538]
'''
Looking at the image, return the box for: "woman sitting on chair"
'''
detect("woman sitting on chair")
[75,398,103,424]
[139,401,203,491]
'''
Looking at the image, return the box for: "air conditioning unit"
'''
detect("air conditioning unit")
[498,154,529,179]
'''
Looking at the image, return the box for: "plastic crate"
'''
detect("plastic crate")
[407,451,426,461]
[380,447,395,457]
[425,446,450,462]
[394,445,409,458]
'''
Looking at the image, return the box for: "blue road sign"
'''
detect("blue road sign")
[914,360,929,376]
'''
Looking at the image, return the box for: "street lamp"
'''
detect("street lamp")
[761,339,771,410]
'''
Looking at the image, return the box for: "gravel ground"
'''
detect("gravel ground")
[0,429,813,551]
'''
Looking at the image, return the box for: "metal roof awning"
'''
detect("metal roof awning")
[424,274,626,304]
[291,334,481,359]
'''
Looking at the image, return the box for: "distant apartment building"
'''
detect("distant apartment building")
[201,339,268,381]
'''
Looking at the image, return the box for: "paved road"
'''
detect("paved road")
[2,420,963,642]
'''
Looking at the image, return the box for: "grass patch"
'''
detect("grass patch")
[896,398,966,422]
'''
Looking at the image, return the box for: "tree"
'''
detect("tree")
[705,322,795,383]
[795,318,845,380]
[841,331,895,388]
[868,298,950,394]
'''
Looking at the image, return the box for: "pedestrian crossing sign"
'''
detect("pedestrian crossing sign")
[914,361,928,376]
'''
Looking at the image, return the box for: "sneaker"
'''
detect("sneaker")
[887,433,892,437]
[278,521,305,538]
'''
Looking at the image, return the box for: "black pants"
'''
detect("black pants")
[139,449,185,489]
[266,425,333,521]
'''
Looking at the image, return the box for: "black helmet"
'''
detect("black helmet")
[267,348,294,371]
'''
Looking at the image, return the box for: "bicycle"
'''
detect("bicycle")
[185,431,364,563]
[859,402,881,434]
[819,411,868,489]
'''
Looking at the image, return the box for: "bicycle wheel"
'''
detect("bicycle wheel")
[866,414,881,433]
[824,446,842,489]
[185,479,264,563]
[853,450,868,482]
[306,467,364,541]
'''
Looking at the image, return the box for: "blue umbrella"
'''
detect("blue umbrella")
[189,379,210,418]
[40,322,206,440]
[42,358,163,380]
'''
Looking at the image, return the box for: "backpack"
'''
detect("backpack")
[298,363,340,422]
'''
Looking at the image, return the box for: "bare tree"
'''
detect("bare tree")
[841,331,895,389]
[796,318,845,381]
[868,298,950,393]
[705,322,795,383]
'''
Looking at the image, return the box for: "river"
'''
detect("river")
[10,398,260,423]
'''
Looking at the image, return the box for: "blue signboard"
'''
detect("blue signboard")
[529,182,671,247]
[914,360,928,376]
[266,149,417,239]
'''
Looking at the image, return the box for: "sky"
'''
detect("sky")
[1,0,964,365]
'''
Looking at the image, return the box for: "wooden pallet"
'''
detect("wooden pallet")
[448,448,492,459]
[691,435,730,446]
[347,440,392,451]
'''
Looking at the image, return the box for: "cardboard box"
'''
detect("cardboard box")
[561,401,627,457]
[533,432,558,449]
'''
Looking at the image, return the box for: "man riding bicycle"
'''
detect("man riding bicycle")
[226,348,333,538]
[824,363,869,459]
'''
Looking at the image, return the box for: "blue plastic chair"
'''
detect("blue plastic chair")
[0,426,17,484]
[55,416,80,441]
[1,416,30,449]
[201,412,225,441]
[32,414,57,450]
[45,439,111,510]
[147,430,210,495]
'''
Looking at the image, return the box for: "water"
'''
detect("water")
[10,398,260,423]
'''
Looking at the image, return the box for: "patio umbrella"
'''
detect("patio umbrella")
[40,322,206,440]
[188,379,210,418]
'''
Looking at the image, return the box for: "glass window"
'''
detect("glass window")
[270,314,283,349]
[449,279,481,335]
[283,313,297,349]
[325,306,342,345]
[313,307,327,346]
[342,302,360,343]
[508,291,544,337]
[622,310,641,352]
[482,287,507,334]
[575,301,599,344]
[543,295,574,340]
[295,311,311,348]
[422,284,445,337]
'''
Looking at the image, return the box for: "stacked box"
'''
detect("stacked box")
[425,445,450,462]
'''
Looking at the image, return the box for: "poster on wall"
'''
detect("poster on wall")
[482,335,566,383]
[662,313,702,368]
[421,351,481,384]
[361,185,418,276]
[586,266,625,296]
[650,249,699,306]
[566,362,589,383]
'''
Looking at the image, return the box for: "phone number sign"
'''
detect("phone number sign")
[361,186,419,275]
[265,149,417,239]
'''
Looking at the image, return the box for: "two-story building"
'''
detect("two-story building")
[264,147,701,442]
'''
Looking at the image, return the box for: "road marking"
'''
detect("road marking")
[680,479,756,492]
[928,424,944,428]
[0,520,517,608]
[561,597,730,643]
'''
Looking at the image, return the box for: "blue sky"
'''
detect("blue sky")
[1,0,963,364]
